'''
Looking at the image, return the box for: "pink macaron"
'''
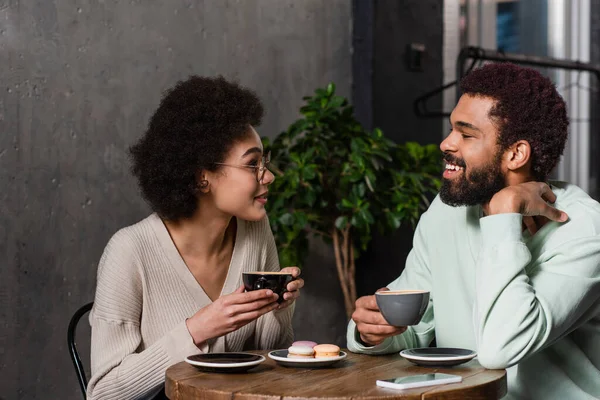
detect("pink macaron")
[292,340,317,348]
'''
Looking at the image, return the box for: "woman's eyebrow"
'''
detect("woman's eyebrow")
[241,147,262,158]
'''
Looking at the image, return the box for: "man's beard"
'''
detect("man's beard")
[439,152,506,207]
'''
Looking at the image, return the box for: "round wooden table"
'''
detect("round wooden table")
[165,349,506,400]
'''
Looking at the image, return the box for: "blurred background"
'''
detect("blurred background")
[1,1,599,399]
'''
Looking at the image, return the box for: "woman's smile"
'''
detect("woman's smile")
[255,191,268,205]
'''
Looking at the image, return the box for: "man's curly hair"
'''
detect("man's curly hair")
[460,63,569,181]
[130,75,264,220]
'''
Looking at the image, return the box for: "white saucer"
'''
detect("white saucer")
[185,352,265,372]
[268,349,347,368]
[400,347,477,367]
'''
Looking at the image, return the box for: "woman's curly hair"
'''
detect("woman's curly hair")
[460,63,569,181]
[130,75,264,220]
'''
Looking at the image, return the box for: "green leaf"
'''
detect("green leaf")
[261,137,272,148]
[335,216,348,230]
[327,82,335,95]
[386,213,400,229]
[329,96,345,109]
[279,213,294,226]
[341,198,354,209]
[302,167,317,181]
[365,175,375,192]
[295,212,308,228]
[356,183,366,198]
[289,152,302,164]
[305,190,317,207]
[365,170,376,187]
[364,209,375,225]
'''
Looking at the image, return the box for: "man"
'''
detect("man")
[347,63,600,400]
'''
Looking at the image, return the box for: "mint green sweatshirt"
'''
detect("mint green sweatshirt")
[347,182,600,399]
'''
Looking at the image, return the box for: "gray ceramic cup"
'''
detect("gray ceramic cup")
[375,290,430,326]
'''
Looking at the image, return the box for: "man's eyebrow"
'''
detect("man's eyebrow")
[455,120,481,132]
[241,147,262,158]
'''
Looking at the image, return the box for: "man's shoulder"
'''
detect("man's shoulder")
[552,181,600,213]
[551,181,600,235]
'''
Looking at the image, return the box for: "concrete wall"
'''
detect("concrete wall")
[590,0,600,199]
[0,1,351,398]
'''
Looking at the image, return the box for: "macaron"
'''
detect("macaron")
[292,340,317,348]
[313,344,340,358]
[287,345,315,358]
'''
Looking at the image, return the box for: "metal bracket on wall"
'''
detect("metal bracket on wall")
[413,46,600,119]
[406,43,427,72]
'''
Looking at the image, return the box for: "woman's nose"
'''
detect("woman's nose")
[262,168,275,185]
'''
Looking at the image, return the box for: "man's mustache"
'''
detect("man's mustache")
[443,152,466,168]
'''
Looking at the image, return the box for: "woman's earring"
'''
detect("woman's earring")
[197,180,209,193]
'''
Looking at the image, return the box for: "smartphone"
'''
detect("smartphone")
[376,373,462,390]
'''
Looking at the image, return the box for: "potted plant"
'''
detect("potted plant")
[263,83,441,318]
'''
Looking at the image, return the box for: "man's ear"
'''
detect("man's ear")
[504,140,531,172]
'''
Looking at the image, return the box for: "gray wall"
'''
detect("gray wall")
[591,0,600,200]
[0,1,351,399]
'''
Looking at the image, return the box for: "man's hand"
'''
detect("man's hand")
[352,288,407,346]
[485,182,568,234]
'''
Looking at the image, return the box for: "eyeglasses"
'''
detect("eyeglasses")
[214,151,271,183]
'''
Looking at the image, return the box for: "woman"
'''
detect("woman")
[87,76,304,400]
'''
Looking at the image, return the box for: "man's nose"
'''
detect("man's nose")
[440,131,458,153]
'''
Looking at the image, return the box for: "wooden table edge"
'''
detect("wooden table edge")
[165,351,508,400]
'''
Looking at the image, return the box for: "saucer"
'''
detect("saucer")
[185,353,265,373]
[268,349,347,368]
[400,347,477,367]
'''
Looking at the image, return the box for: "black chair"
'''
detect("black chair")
[68,302,94,399]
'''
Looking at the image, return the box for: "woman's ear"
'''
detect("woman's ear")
[505,140,531,172]
[195,170,210,193]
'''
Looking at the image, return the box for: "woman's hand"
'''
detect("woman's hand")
[185,285,279,346]
[278,266,304,310]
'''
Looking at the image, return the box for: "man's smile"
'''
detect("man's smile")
[443,161,464,179]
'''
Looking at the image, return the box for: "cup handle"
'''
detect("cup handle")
[253,277,268,290]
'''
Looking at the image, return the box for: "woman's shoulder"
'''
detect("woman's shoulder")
[93,216,162,322]
[100,213,162,265]
[108,213,161,244]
